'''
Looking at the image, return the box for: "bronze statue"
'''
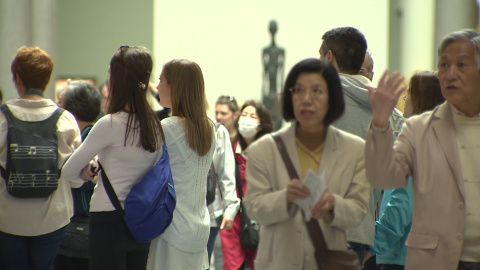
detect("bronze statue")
[262,20,285,131]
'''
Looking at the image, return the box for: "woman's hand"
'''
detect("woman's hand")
[311,189,335,219]
[80,160,98,182]
[286,179,310,204]
[366,70,406,129]
[220,218,233,230]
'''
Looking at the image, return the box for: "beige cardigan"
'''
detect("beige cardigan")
[365,102,471,270]
[244,122,369,270]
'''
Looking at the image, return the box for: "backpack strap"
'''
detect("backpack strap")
[0,104,65,128]
[0,105,10,180]
[98,162,125,216]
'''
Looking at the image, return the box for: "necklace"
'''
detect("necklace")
[295,138,324,166]
[24,89,44,97]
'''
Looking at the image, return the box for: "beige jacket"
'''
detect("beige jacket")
[365,102,468,270]
[244,122,369,270]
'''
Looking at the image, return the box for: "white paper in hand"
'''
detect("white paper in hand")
[294,169,327,221]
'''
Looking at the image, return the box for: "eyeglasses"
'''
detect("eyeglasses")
[289,87,326,98]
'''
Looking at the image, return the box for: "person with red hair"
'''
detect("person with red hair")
[0,46,81,269]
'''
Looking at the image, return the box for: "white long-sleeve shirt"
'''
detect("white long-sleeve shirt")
[208,123,240,226]
[61,112,163,212]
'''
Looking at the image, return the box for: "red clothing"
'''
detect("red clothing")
[219,140,256,270]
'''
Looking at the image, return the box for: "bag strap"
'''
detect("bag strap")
[272,134,299,179]
[235,159,249,217]
[235,160,244,200]
[98,162,125,216]
[272,134,329,270]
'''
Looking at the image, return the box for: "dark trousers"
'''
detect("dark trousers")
[54,254,89,270]
[207,227,220,263]
[89,211,150,270]
[349,241,369,264]
[0,226,67,270]
[458,261,480,270]
[380,264,404,270]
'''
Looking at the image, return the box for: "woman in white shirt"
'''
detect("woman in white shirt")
[62,46,164,270]
[147,59,215,270]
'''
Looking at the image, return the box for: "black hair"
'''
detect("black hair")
[321,27,367,74]
[63,81,102,122]
[237,99,274,150]
[281,58,345,127]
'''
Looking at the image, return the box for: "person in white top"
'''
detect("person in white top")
[147,59,215,270]
[0,46,82,270]
[206,122,240,263]
[62,46,164,270]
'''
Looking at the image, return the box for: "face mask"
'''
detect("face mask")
[238,117,260,138]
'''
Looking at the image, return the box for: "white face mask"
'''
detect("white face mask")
[238,117,260,138]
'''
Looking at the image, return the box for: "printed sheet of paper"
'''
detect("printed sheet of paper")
[294,169,327,221]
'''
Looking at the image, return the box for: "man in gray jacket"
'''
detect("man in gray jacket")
[319,26,404,268]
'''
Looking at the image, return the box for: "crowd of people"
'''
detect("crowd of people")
[0,26,479,270]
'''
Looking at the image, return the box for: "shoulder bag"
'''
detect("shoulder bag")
[273,134,360,270]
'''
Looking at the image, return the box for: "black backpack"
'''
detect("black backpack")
[206,162,217,205]
[0,104,64,198]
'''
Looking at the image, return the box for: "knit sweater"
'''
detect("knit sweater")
[157,116,216,252]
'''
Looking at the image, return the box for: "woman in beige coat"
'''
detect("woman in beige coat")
[244,58,370,270]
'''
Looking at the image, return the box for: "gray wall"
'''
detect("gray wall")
[57,0,153,89]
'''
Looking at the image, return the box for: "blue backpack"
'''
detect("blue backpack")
[99,142,176,243]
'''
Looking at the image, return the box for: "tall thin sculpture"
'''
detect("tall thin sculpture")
[262,20,285,131]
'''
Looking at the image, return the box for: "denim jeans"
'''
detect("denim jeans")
[0,226,67,270]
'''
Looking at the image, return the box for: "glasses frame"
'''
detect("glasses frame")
[288,86,325,98]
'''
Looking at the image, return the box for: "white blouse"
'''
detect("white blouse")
[61,112,163,212]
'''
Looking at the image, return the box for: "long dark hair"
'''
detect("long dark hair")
[108,46,163,152]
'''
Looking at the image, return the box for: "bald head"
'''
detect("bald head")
[359,51,374,81]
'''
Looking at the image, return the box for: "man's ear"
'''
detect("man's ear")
[326,50,335,63]
[326,50,340,72]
